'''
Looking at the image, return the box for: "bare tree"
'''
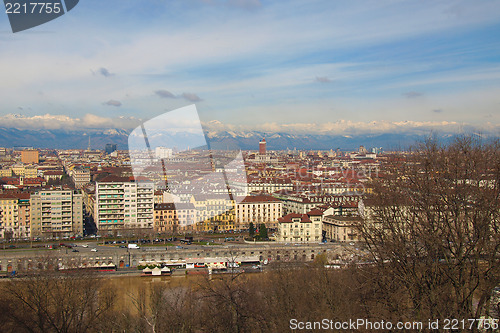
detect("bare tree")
[359,136,500,328]
[1,270,116,333]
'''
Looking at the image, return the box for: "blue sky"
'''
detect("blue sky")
[0,0,499,135]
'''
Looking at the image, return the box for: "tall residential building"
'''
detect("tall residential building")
[30,190,83,238]
[21,149,39,164]
[0,193,30,239]
[95,176,154,234]
[235,195,282,230]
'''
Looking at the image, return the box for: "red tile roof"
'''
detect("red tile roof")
[278,213,312,223]
[239,195,281,203]
[307,208,324,216]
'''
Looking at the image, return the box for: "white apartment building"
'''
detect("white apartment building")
[72,168,91,188]
[235,195,282,230]
[247,179,293,194]
[30,190,83,238]
[95,176,154,233]
[155,147,173,159]
[274,193,359,214]
[189,193,234,224]
[277,209,323,243]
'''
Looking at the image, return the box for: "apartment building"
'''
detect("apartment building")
[277,209,323,243]
[322,215,361,242]
[195,208,235,232]
[95,176,154,234]
[235,195,282,230]
[30,190,83,238]
[21,149,39,164]
[11,165,38,178]
[189,194,234,223]
[154,202,196,233]
[274,193,359,214]
[71,168,91,188]
[0,193,30,239]
[189,194,236,232]
[247,178,293,194]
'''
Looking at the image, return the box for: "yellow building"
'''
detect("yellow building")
[195,209,235,232]
[0,193,30,239]
[0,196,18,239]
[21,150,39,164]
[10,165,38,178]
[154,203,196,233]
[0,168,12,177]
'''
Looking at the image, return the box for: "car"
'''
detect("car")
[119,245,127,248]
[81,244,89,248]
[72,249,79,252]
[90,248,98,252]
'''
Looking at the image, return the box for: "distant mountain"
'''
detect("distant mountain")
[206,130,448,151]
[0,128,130,149]
[0,127,474,151]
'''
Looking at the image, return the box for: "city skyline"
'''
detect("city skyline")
[0,1,500,137]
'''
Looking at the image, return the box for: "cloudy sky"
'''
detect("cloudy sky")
[0,0,499,135]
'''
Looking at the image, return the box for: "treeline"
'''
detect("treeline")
[0,263,443,333]
[1,260,498,333]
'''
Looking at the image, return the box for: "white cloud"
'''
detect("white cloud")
[1,113,498,136]
[203,119,500,136]
[0,113,141,130]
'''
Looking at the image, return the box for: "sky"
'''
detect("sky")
[0,0,500,136]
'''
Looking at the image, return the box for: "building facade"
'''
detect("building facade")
[95,176,154,234]
[30,190,83,238]
[259,138,266,155]
[0,193,30,239]
[71,168,91,188]
[21,150,39,164]
[322,215,361,242]
[154,202,196,233]
[277,209,323,243]
[235,195,282,230]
